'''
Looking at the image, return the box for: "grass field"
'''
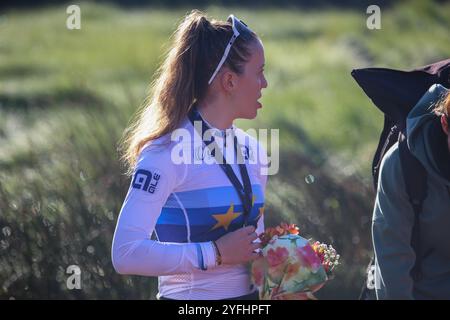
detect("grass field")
[1,1,449,299]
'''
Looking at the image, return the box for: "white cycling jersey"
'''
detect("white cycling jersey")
[111,116,268,300]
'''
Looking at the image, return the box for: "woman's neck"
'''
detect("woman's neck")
[196,101,234,130]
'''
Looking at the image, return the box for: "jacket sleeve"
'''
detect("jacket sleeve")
[111,146,216,276]
[372,143,416,299]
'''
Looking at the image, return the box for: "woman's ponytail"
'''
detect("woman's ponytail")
[120,10,258,175]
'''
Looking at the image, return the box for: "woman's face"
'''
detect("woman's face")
[232,39,268,119]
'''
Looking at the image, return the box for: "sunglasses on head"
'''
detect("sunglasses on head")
[208,15,253,85]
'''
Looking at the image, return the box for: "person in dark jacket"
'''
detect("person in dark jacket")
[372,84,450,299]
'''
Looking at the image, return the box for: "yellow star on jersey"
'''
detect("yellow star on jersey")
[210,203,242,231]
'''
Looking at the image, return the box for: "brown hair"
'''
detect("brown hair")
[434,91,450,118]
[119,10,258,175]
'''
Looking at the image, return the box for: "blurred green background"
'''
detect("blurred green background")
[0,0,449,299]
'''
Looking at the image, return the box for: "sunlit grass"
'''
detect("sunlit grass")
[1,1,449,299]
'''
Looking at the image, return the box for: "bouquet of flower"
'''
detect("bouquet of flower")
[251,222,340,300]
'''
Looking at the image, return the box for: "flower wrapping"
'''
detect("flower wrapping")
[251,223,339,300]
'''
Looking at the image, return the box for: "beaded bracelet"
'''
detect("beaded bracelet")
[211,240,222,266]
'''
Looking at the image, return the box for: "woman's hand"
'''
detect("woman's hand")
[215,225,262,265]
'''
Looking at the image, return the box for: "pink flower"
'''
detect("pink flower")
[251,259,264,286]
[267,247,289,268]
[296,245,321,270]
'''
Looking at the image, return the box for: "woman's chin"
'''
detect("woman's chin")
[249,110,259,119]
[236,106,261,120]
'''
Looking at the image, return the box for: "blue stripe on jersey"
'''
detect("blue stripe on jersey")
[155,203,263,225]
[155,209,262,242]
[163,185,264,209]
[155,184,264,243]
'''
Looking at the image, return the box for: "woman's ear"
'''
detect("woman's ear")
[441,114,449,135]
[220,70,237,93]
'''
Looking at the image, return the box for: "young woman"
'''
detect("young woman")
[112,10,269,300]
